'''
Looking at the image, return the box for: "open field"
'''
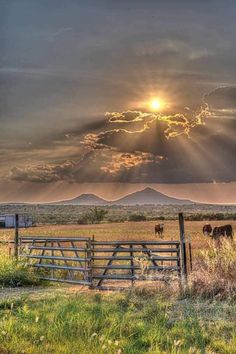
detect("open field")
[0,220,235,353]
[1,220,236,254]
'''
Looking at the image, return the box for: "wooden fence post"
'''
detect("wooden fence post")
[14,213,19,259]
[178,212,187,282]
[188,235,193,271]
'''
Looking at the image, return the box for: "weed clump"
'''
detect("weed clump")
[188,239,236,300]
[0,247,40,287]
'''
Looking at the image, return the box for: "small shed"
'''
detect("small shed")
[0,214,33,228]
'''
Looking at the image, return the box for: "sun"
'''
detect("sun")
[150,98,162,111]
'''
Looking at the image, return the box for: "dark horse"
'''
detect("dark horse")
[212,224,233,239]
[202,224,212,236]
[155,223,164,237]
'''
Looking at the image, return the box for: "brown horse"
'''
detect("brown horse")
[155,223,164,237]
[202,224,212,236]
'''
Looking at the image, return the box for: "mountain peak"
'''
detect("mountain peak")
[57,193,108,205]
[142,187,160,193]
[113,188,193,205]
[53,188,194,205]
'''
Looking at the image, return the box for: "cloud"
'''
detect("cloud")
[7,86,236,184]
[100,151,163,175]
[105,110,154,123]
[84,106,209,152]
[204,86,236,110]
[10,161,77,183]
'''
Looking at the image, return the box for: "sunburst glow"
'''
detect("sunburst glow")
[150,98,162,111]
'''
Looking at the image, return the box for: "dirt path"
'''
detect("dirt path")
[0,284,94,302]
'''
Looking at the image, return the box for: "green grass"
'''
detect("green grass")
[0,291,235,354]
[0,222,235,353]
[0,247,40,287]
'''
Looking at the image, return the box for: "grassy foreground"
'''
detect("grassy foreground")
[0,290,235,354]
[0,226,235,353]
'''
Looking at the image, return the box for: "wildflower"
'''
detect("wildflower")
[188,348,198,354]
[102,344,106,350]
[91,332,97,338]
[108,339,112,345]
[174,339,182,347]
[39,336,44,342]
[35,316,39,323]
[114,340,119,346]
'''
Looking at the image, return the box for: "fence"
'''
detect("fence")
[1,212,192,290]
[90,239,181,289]
[19,237,92,285]
[17,236,189,289]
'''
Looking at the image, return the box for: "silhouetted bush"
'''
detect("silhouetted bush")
[128,214,147,222]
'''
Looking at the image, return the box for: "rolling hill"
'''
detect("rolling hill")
[113,187,193,205]
[57,194,108,205]
[55,188,193,205]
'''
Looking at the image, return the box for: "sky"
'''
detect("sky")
[0,0,236,203]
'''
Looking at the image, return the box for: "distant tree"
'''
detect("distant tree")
[77,215,89,225]
[128,214,147,222]
[81,207,108,224]
[156,216,165,221]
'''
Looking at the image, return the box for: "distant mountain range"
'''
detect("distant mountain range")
[55,187,194,205]
[58,194,108,205]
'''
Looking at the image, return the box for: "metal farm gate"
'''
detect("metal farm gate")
[19,236,188,289]
[19,237,92,285]
[9,212,191,290]
[90,239,181,289]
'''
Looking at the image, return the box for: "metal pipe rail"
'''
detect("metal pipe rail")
[89,247,179,253]
[91,240,180,245]
[91,255,178,261]
[24,255,87,262]
[20,237,90,242]
[28,246,87,251]
[92,275,168,280]
[31,263,91,272]
[92,265,179,270]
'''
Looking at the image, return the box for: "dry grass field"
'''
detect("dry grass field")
[1,220,235,253]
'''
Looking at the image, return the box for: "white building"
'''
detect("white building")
[0,214,33,228]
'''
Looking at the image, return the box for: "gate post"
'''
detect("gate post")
[87,236,94,288]
[14,213,19,259]
[178,212,187,283]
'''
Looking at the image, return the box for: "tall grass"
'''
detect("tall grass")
[0,246,40,287]
[188,239,236,299]
[0,291,235,353]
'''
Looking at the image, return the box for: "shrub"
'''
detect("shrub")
[128,214,147,222]
[0,247,40,287]
[188,239,236,299]
[82,208,108,224]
